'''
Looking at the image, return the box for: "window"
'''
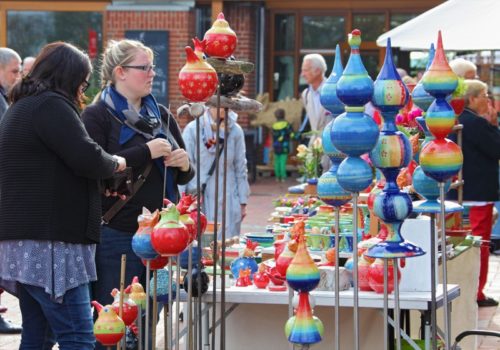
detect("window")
[390,13,417,29]
[273,56,295,100]
[352,13,385,41]
[275,14,295,51]
[301,15,345,50]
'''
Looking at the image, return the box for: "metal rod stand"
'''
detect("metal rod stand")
[439,182,450,350]
[352,192,360,350]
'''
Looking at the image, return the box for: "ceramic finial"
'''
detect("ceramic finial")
[203,12,237,58]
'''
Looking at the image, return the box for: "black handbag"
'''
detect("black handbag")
[100,167,134,196]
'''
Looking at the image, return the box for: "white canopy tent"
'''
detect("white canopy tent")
[377,0,500,51]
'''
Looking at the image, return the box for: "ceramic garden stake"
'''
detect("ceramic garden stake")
[110,287,138,326]
[178,46,218,102]
[151,203,190,256]
[203,12,237,59]
[132,208,160,260]
[92,301,126,346]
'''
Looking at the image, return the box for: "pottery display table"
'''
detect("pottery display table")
[200,285,460,350]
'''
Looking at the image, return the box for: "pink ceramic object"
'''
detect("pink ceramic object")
[178,46,218,102]
[368,258,401,294]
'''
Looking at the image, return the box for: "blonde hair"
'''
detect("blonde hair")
[100,39,154,88]
[464,79,488,106]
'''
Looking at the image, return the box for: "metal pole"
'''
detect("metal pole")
[168,261,173,350]
[352,192,360,350]
[430,213,438,350]
[393,259,401,350]
[211,87,222,350]
[219,107,229,350]
[145,260,151,350]
[288,288,294,350]
[195,105,203,350]
[176,257,182,350]
[152,270,158,350]
[439,182,451,350]
[334,207,341,350]
[384,259,389,350]
[137,305,142,350]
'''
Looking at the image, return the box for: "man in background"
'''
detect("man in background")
[22,56,35,77]
[0,47,22,334]
[0,47,22,120]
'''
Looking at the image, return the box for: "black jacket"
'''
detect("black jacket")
[448,108,500,202]
[82,101,194,233]
[0,92,117,244]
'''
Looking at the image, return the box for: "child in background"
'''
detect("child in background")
[272,108,294,182]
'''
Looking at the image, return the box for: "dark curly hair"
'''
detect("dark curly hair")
[9,42,91,109]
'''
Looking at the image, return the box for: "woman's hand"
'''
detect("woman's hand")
[113,155,127,172]
[164,149,190,171]
[147,138,172,159]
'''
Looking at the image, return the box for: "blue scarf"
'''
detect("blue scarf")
[101,86,176,202]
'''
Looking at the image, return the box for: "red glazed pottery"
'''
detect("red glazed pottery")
[203,12,237,59]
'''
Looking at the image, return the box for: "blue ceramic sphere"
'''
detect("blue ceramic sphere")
[337,157,373,193]
[132,233,159,260]
[331,111,379,157]
[230,257,258,279]
[317,168,352,207]
[373,191,412,223]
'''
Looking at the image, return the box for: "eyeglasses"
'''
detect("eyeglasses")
[81,80,90,93]
[121,64,156,73]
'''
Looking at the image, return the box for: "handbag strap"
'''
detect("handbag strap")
[102,162,153,224]
[201,143,224,195]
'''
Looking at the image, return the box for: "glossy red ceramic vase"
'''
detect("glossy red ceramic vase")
[358,254,373,291]
[111,288,138,326]
[203,12,237,59]
[253,271,270,289]
[151,204,190,256]
[178,46,218,102]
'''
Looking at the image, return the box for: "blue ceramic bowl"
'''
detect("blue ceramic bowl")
[245,233,274,247]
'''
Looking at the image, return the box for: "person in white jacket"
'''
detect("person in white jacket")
[182,107,250,238]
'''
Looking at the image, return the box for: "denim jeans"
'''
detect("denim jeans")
[18,283,94,350]
[92,225,151,350]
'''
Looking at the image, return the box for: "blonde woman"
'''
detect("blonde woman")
[81,40,193,345]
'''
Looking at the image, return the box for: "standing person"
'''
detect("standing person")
[300,53,330,171]
[81,40,194,344]
[182,106,250,238]
[0,47,21,120]
[448,79,500,307]
[0,46,23,335]
[272,108,294,182]
[449,58,477,80]
[22,56,36,77]
[0,42,126,349]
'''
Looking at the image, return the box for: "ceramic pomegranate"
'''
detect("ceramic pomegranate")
[142,255,169,270]
[368,258,401,294]
[203,12,237,59]
[151,204,190,256]
[92,301,125,346]
[110,287,138,326]
[132,208,160,260]
[254,265,270,289]
[128,276,146,309]
[178,46,218,102]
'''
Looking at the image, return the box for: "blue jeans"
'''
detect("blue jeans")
[18,283,94,350]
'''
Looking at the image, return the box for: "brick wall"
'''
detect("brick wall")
[105,10,195,114]
[105,6,258,129]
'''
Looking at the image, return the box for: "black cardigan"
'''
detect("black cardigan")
[0,92,118,244]
[82,100,194,233]
[448,108,500,202]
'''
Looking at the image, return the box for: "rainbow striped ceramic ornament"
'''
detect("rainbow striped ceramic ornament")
[332,29,378,193]
[419,31,462,182]
[412,44,435,112]
[366,38,424,259]
[286,292,323,345]
[286,233,320,293]
[412,166,462,213]
[317,44,352,207]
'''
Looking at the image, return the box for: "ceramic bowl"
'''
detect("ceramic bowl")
[245,233,274,247]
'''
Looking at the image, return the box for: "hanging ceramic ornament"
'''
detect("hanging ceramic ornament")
[151,203,190,256]
[178,46,218,102]
[332,29,379,193]
[419,31,463,183]
[132,208,160,260]
[317,44,352,207]
[92,301,126,346]
[203,12,237,59]
[366,38,425,259]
